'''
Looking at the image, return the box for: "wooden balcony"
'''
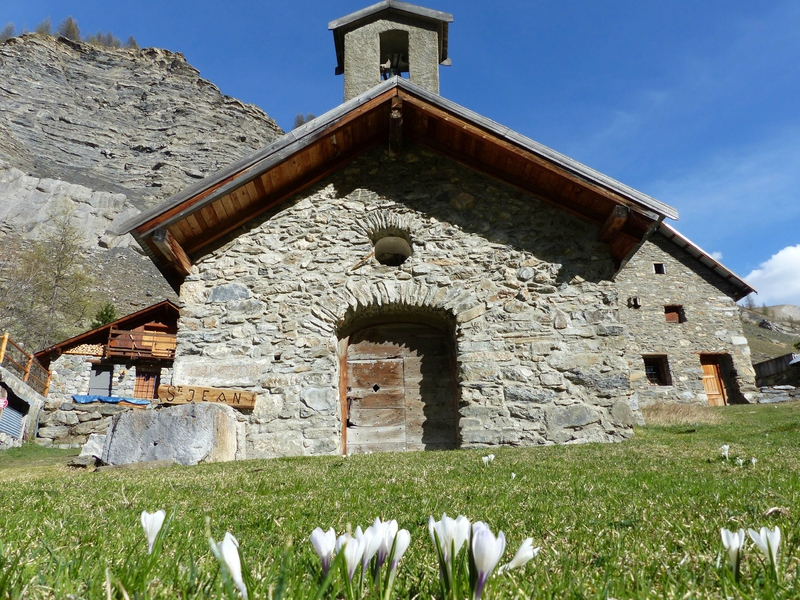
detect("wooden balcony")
[0,333,51,396]
[106,329,177,361]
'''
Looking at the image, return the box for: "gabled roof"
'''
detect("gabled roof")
[34,300,180,368]
[656,223,755,301]
[118,77,679,286]
[329,1,453,75]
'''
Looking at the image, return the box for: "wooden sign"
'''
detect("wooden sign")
[157,384,257,410]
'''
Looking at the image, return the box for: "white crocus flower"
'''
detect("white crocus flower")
[342,535,366,581]
[357,523,382,571]
[736,457,744,467]
[720,528,745,577]
[498,537,539,574]
[748,526,781,578]
[428,513,470,564]
[471,522,506,600]
[511,472,516,480]
[216,532,248,600]
[140,510,166,554]
[720,445,729,460]
[310,527,336,575]
[487,454,495,463]
[391,529,411,570]
[482,456,490,466]
[751,457,757,466]
[376,518,399,567]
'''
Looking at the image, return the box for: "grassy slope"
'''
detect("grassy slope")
[1,403,799,599]
[740,307,800,364]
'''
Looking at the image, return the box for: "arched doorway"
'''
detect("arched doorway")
[342,321,458,454]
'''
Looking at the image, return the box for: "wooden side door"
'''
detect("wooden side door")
[345,323,456,454]
[700,355,727,406]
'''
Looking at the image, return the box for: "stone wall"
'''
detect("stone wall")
[616,234,758,407]
[175,146,639,459]
[41,354,172,447]
[343,17,440,100]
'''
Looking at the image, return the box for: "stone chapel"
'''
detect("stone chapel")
[119,1,758,459]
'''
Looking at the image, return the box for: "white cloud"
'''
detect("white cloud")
[745,245,800,306]
[710,251,723,261]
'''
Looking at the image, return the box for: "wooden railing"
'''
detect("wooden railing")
[106,329,177,360]
[0,333,51,396]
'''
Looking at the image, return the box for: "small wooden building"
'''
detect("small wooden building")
[35,300,179,403]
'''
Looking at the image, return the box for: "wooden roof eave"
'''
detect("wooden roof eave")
[115,79,404,239]
[121,77,680,281]
[33,300,180,364]
[656,223,756,301]
[394,83,678,221]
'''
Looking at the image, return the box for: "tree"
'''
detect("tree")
[0,202,96,350]
[85,30,121,48]
[742,294,756,310]
[57,16,80,41]
[125,36,139,49]
[0,23,15,42]
[34,17,52,35]
[293,113,317,129]
[91,303,117,329]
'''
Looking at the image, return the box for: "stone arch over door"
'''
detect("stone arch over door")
[341,317,458,454]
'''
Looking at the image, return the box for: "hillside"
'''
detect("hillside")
[0,34,284,345]
[739,304,800,364]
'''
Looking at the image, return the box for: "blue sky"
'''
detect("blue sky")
[4,0,799,304]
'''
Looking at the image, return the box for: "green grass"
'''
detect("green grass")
[1,402,800,599]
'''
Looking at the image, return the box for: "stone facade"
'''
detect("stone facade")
[616,235,758,407]
[41,353,173,447]
[0,364,45,447]
[175,147,640,459]
[343,17,441,101]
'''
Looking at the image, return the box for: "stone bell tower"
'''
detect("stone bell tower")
[329,1,453,101]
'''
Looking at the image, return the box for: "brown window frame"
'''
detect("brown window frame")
[133,367,160,399]
[664,305,686,323]
[643,355,672,386]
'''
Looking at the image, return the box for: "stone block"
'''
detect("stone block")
[37,425,69,440]
[102,403,237,466]
[73,419,110,436]
[208,282,251,302]
[546,404,600,429]
[78,434,107,459]
[504,385,555,405]
[300,387,337,414]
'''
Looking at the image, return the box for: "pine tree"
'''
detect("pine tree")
[125,36,139,49]
[57,16,80,41]
[0,23,15,42]
[91,303,117,328]
[34,17,52,35]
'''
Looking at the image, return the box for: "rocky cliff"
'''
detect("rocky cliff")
[0,34,284,327]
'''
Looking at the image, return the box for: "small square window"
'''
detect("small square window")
[653,263,666,274]
[643,355,671,386]
[664,305,686,323]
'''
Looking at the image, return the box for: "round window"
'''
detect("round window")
[374,236,412,266]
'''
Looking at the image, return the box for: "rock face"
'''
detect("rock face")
[102,403,238,466]
[0,34,284,317]
[0,34,283,211]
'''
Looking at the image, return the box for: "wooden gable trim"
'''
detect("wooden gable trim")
[127,78,682,280]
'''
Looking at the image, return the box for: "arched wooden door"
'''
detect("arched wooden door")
[344,323,457,454]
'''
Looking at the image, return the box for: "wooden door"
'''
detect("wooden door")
[700,355,727,406]
[345,323,457,454]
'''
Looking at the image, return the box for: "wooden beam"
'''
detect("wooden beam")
[389,96,403,158]
[599,205,630,243]
[152,228,192,276]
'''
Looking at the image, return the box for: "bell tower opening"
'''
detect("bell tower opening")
[329,1,453,101]
[380,30,410,79]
